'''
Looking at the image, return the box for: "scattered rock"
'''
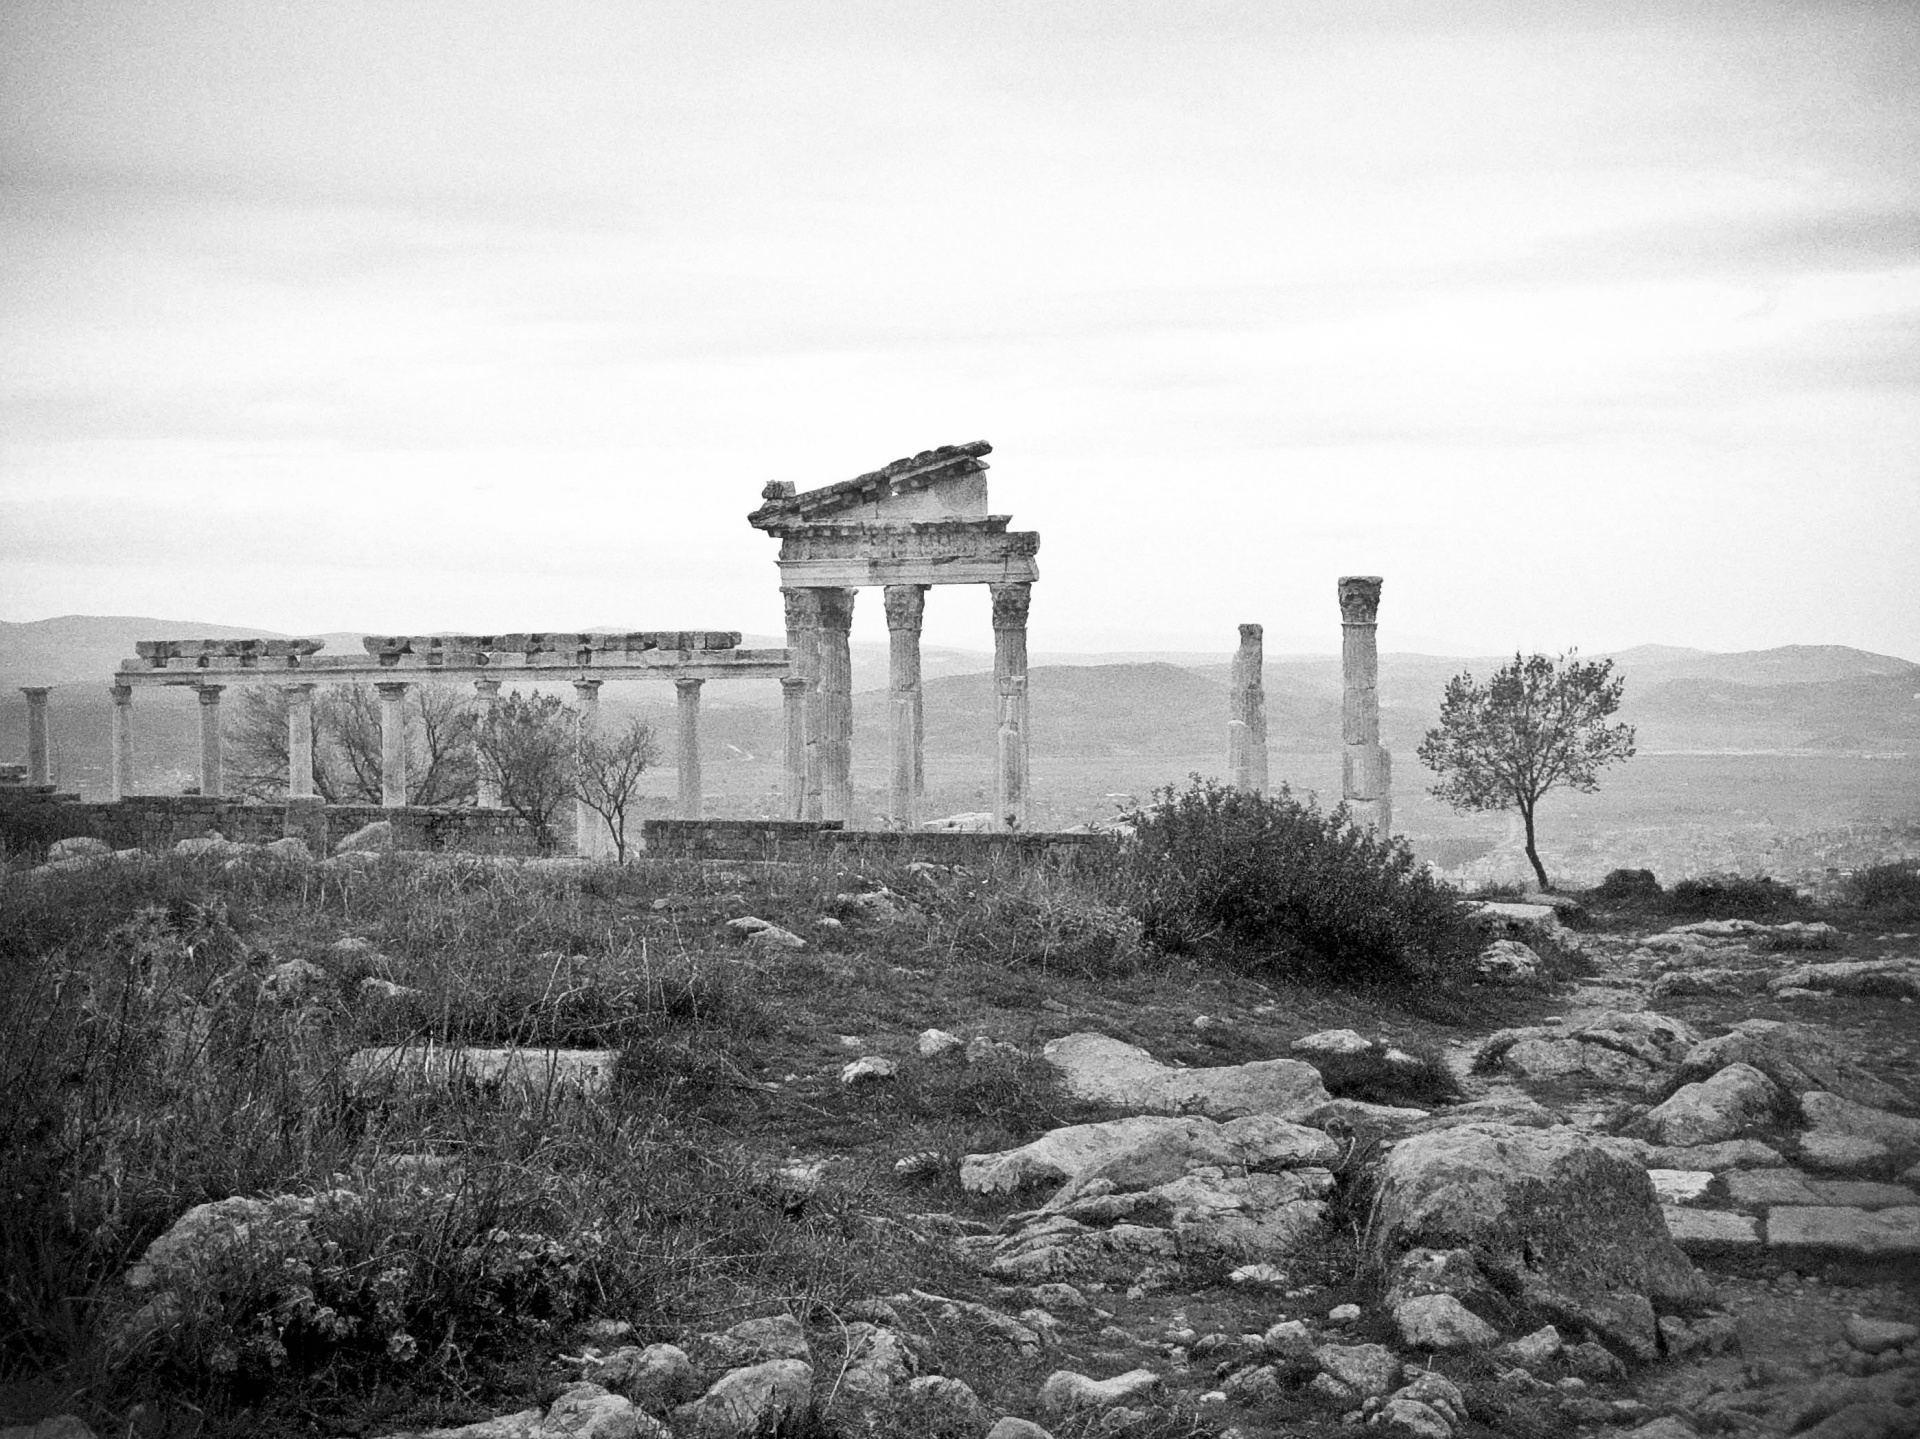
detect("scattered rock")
[1723,1169,1916,1209]
[1496,1325,1563,1368]
[1312,1342,1400,1398]
[585,1344,697,1410]
[1392,1293,1499,1350]
[174,832,239,858]
[673,1360,811,1437]
[961,1113,1338,1196]
[1678,1020,1909,1110]
[1292,1028,1372,1056]
[332,821,392,855]
[1037,1368,1161,1413]
[725,916,806,951]
[1647,1139,1784,1170]
[1769,959,1920,1000]
[1648,1170,1715,1204]
[1475,1011,1701,1087]
[985,1420,1055,1439]
[840,1057,899,1085]
[346,1045,616,1100]
[917,1028,964,1058]
[902,1376,993,1431]
[1766,1206,1920,1255]
[1637,1063,1779,1147]
[1041,1032,1329,1120]
[47,836,111,863]
[1843,1314,1919,1354]
[1475,939,1542,983]
[1660,1208,1761,1252]
[1799,1092,1920,1163]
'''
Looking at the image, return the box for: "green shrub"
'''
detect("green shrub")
[1845,862,1920,922]
[1662,873,1803,919]
[1313,1042,1462,1108]
[1122,779,1484,986]
[1594,868,1662,902]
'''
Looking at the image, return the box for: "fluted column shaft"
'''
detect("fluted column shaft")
[1338,576,1392,834]
[815,588,856,823]
[21,688,50,786]
[783,588,824,821]
[375,682,409,808]
[573,679,603,858]
[779,676,807,821]
[471,678,502,807]
[990,582,1031,831]
[675,677,704,819]
[109,684,134,799]
[884,583,927,829]
[1229,623,1268,795]
[284,684,316,800]
[196,685,225,797]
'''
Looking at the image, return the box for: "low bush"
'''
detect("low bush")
[1593,868,1662,902]
[1661,873,1803,920]
[1122,779,1485,987]
[1845,861,1920,922]
[1313,1042,1462,1108]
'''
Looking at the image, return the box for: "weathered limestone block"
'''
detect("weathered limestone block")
[1042,1032,1329,1119]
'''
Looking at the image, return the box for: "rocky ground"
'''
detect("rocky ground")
[4,841,1918,1439]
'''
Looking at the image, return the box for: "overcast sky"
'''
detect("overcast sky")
[2,0,1916,660]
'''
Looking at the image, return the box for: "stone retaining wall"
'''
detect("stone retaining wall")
[641,818,1112,868]
[0,788,545,856]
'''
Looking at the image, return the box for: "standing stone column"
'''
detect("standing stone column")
[21,687,51,786]
[284,683,316,800]
[989,581,1032,831]
[779,676,807,821]
[883,583,928,829]
[675,677,705,820]
[1338,576,1392,834]
[814,588,856,823]
[783,588,823,821]
[375,681,409,809]
[573,679,604,858]
[196,685,225,798]
[471,677,502,807]
[109,684,134,799]
[1228,623,1268,796]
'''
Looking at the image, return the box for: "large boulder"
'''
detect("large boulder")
[1475,1011,1700,1088]
[1636,1063,1780,1147]
[1681,1020,1911,1111]
[1041,1032,1329,1119]
[1370,1123,1709,1362]
[961,1113,1338,1196]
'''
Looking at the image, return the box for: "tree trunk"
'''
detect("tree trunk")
[1520,801,1550,891]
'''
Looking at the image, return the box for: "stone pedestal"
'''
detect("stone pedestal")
[1338,576,1391,834]
[884,583,927,829]
[21,687,50,787]
[675,677,704,820]
[573,679,604,858]
[1228,623,1268,795]
[815,588,856,823]
[780,676,807,821]
[284,683,316,800]
[375,681,409,809]
[196,685,225,798]
[472,678,502,808]
[109,683,134,799]
[990,582,1031,831]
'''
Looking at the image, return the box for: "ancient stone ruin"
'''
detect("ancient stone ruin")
[1338,575,1392,834]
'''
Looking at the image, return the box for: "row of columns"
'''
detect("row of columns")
[85,676,712,842]
[780,580,1031,830]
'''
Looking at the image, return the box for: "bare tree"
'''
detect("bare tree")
[226,682,477,806]
[472,691,576,851]
[576,716,661,861]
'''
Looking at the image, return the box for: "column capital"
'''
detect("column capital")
[472,677,503,697]
[572,678,604,699]
[780,674,808,693]
[781,586,819,630]
[1238,622,1263,644]
[109,682,133,703]
[675,675,706,695]
[989,581,1031,631]
[814,587,856,633]
[1337,576,1383,625]
[20,686,51,699]
[195,684,226,704]
[883,583,928,631]
[280,681,317,698]
[374,680,410,699]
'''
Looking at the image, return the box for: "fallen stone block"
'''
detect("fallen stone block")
[961,1112,1337,1196]
[1660,1207,1761,1252]
[1766,1205,1920,1256]
[1724,1170,1917,1210]
[1042,1032,1328,1119]
[1037,1368,1160,1414]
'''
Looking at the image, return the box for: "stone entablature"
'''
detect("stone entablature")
[122,633,777,682]
[746,441,994,528]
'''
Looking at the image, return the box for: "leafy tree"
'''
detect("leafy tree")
[1417,651,1635,890]
[226,683,476,806]
[473,691,577,851]
[575,716,661,862]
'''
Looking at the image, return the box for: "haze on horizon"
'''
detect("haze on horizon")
[2,1,1916,663]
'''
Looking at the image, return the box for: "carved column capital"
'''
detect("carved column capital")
[472,677,502,698]
[883,583,927,632]
[572,678,603,700]
[1337,576,1383,625]
[280,682,316,699]
[780,675,808,693]
[814,587,856,633]
[675,676,706,696]
[374,681,410,700]
[109,683,133,704]
[782,586,818,630]
[989,581,1031,631]
[1238,622,1263,644]
[195,684,226,705]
